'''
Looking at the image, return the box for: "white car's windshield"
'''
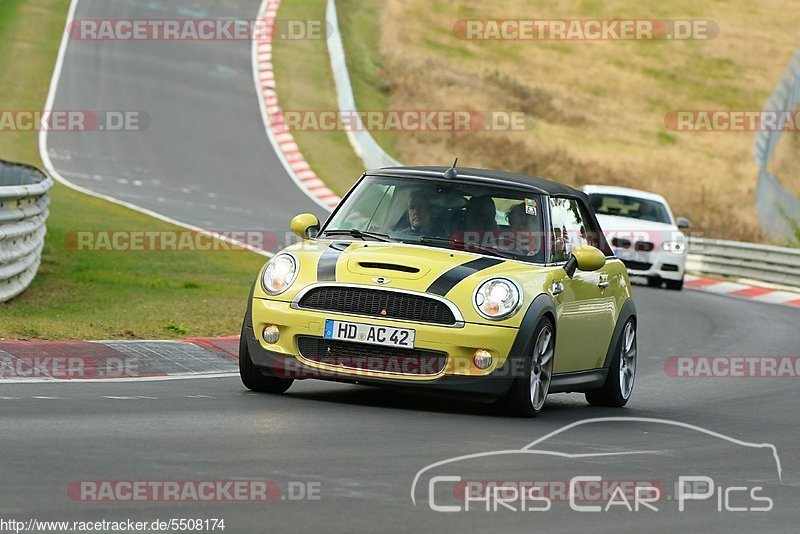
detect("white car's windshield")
[589,193,672,225]
[322,175,547,262]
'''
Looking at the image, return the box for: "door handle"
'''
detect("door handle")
[598,281,610,289]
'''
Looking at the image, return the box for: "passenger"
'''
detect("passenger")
[505,202,543,256]
[463,196,498,232]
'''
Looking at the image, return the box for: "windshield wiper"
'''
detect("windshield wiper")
[322,229,393,242]
[416,236,514,259]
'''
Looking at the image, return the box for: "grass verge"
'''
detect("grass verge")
[0,0,266,340]
[272,0,366,195]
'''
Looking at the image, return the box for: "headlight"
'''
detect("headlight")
[473,278,522,320]
[261,253,299,295]
[662,241,686,254]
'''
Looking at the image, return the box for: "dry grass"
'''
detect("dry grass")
[343,0,800,242]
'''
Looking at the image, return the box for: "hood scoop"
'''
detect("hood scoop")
[346,257,430,280]
[357,262,420,273]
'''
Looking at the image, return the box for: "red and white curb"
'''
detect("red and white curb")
[684,275,800,307]
[253,0,340,212]
[0,337,240,383]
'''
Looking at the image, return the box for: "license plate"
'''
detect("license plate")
[615,249,650,264]
[323,319,415,349]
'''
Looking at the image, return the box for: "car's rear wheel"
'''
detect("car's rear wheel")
[239,325,294,393]
[586,319,636,407]
[665,278,684,290]
[501,318,555,417]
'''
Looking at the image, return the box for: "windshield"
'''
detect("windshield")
[588,193,672,225]
[322,175,547,262]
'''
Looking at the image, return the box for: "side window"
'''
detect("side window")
[549,197,590,262]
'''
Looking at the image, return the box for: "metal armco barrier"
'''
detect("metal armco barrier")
[687,237,800,288]
[326,0,401,170]
[754,50,800,242]
[0,160,54,303]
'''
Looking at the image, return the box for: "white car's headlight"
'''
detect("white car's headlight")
[473,278,522,320]
[262,253,299,295]
[662,241,686,254]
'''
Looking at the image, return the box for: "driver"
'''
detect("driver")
[638,202,658,222]
[399,189,437,237]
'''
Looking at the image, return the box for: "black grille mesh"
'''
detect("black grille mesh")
[297,336,447,375]
[297,287,457,325]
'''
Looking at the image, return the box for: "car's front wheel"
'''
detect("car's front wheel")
[239,325,294,394]
[501,318,555,417]
[586,319,636,407]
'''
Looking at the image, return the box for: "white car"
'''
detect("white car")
[582,185,690,290]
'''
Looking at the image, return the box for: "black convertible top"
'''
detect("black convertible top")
[367,165,585,199]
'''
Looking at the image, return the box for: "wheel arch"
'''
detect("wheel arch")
[602,298,637,369]
[506,292,558,364]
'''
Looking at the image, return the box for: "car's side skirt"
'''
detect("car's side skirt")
[549,369,608,393]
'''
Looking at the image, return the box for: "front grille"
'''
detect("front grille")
[622,260,653,271]
[297,286,457,325]
[296,336,447,376]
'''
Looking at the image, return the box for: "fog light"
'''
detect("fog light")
[473,349,493,370]
[262,324,280,344]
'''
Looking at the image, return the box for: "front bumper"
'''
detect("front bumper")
[246,297,521,397]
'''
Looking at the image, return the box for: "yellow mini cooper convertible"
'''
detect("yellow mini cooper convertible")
[239,165,637,416]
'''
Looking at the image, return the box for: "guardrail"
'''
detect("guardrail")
[0,160,54,303]
[687,237,800,288]
[326,0,401,170]
[754,50,800,243]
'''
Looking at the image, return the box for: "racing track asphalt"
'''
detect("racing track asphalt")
[43,0,327,236]
[2,286,799,532]
[14,0,800,531]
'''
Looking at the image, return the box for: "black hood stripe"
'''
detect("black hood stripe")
[317,243,347,281]
[426,257,504,296]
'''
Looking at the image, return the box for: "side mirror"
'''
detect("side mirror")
[290,213,320,239]
[563,245,606,278]
[676,217,691,230]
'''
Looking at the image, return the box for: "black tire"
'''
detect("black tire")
[239,325,293,393]
[664,278,684,290]
[646,277,661,288]
[499,318,555,417]
[586,319,636,407]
